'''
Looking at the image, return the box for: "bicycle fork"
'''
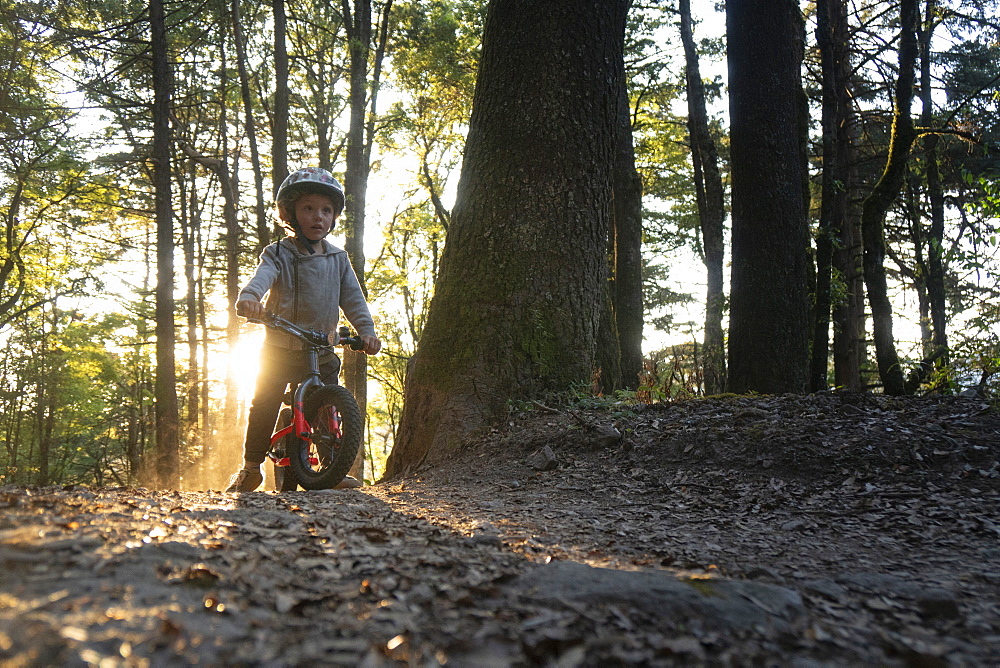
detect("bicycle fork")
[269,398,344,468]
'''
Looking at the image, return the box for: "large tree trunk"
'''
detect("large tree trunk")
[150,0,180,487]
[385,0,629,477]
[680,0,726,396]
[860,0,918,396]
[725,0,811,394]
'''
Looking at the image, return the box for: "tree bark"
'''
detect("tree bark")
[680,0,726,396]
[725,0,811,394]
[595,286,622,394]
[821,0,864,391]
[860,0,918,396]
[150,0,180,487]
[178,167,200,476]
[340,0,391,482]
[272,0,290,191]
[919,0,948,365]
[611,60,644,392]
[812,0,859,392]
[832,192,866,391]
[232,0,270,255]
[341,0,372,482]
[385,0,629,477]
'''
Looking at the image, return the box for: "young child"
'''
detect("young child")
[226,166,381,493]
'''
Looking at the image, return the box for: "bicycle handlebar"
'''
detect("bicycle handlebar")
[247,312,365,351]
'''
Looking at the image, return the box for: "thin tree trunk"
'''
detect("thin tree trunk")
[132,229,154,483]
[37,402,55,486]
[340,0,392,482]
[827,0,863,391]
[899,187,943,393]
[36,314,54,486]
[176,143,242,473]
[150,0,180,486]
[904,185,934,356]
[218,16,239,484]
[680,0,726,395]
[179,164,200,471]
[811,0,838,391]
[341,0,373,483]
[833,207,865,390]
[272,0,290,190]
[198,249,214,481]
[232,0,269,255]
[363,1,392,169]
[611,61,644,392]
[421,152,452,231]
[860,0,918,396]
[919,0,948,365]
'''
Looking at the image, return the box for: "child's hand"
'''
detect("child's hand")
[236,299,266,321]
[360,335,382,356]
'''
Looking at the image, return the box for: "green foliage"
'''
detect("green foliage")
[626,4,729,336]
[389,0,482,109]
[642,255,696,334]
[974,170,1000,219]
[0,308,152,486]
[379,0,483,231]
[635,343,705,402]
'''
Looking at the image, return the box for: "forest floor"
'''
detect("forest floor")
[1,393,999,666]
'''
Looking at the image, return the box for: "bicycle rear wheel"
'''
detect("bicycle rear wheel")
[288,384,362,490]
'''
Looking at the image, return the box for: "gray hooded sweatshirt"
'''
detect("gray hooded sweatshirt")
[238,238,376,350]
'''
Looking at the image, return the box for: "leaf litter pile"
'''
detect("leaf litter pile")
[1,393,998,665]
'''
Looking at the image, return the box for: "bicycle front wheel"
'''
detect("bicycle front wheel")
[288,384,363,490]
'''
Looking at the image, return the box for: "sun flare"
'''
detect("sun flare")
[229,328,265,401]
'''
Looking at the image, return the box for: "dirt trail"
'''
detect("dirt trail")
[1,394,998,665]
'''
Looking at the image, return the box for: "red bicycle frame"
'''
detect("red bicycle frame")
[265,321,355,469]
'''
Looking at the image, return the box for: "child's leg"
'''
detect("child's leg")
[242,352,292,465]
[318,351,342,385]
[227,350,295,492]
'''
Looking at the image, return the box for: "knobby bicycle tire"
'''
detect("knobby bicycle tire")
[288,384,362,490]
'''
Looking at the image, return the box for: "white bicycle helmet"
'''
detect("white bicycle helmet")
[275,167,345,215]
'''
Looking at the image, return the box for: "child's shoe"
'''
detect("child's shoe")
[334,475,363,489]
[226,467,263,492]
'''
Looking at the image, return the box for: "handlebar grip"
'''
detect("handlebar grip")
[329,326,365,351]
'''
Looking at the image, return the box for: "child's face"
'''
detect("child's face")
[294,193,337,241]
